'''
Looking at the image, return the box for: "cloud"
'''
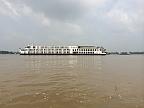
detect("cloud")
[106,0,144,32]
[107,9,131,23]
[52,21,83,35]
[80,0,107,8]
[0,0,19,17]
[0,0,144,51]
[23,0,109,21]
[0,0,50,27]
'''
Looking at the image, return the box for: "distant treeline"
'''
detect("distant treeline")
[0,51,17,54]
[107,52,144,55]
[129,52,144,54]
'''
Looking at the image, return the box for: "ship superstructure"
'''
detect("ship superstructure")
[19,45,106,55]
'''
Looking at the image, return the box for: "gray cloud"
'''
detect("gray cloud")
[0,0,144,51]
[23,0,85,21]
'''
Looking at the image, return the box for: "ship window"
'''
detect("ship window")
[26,46,30,48]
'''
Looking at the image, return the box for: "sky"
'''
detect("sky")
[0,0,144,51]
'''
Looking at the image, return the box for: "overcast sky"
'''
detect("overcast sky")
[0,0,144,51]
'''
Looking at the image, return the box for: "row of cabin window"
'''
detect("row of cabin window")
[28,51,70,53]
[29,49,70,51]
[27,46,69,49]
[41,47,69,49]
[73,49,100,51]
[78,52,95,54]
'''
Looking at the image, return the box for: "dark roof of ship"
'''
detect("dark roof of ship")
[78,46,97,49]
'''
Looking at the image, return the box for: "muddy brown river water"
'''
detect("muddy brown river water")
[0,55,144,108]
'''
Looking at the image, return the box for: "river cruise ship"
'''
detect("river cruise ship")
[19,45,106,55]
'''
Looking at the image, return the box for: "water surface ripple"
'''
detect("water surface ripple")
[0,55,144,108]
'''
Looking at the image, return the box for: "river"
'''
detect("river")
[0,55,144,108]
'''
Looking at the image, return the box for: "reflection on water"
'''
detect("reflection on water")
[0,55,144,108]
